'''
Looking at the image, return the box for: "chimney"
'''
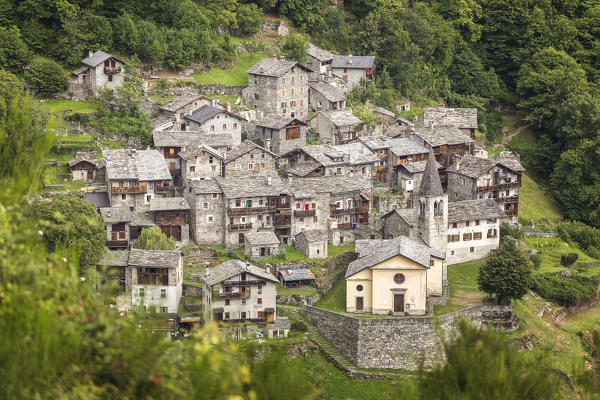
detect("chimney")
[266,266,271,274]
[211,98,217,107]
[453,154,461,169]
[88,51,93,58]
[287,173,292,182]
[348,55,353,65]
[267,175,272,186]
[107,210,111,217]
[226,102,231,113]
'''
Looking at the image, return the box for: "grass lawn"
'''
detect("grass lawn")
[434,259,486,316]
[276,284,319,296]
[508,125,538,150]
[519,173,564,223]
[315,279,346,313]
[192,52,270,86]
[328,243,355,257]
[522,237,597,275]
[209,94,240,106]
[149,94,173,106]
[41,99,101,115]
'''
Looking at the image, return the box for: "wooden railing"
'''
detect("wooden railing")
[499,196,519,203]
[104,67,122,74]
[222,280,266,287]
[294,209,316,218]
[112,187,143,193]
[229,206,275,215]
[229,223,252,231]
[337,223,351,229]
[212,287,250,299]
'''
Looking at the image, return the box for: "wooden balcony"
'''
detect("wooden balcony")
[337,223,351,229]
[331,207,357,216]
[212,287,250,299]
[499,196,519,203]
[155,185,172,193]
[222,280,266,286]
[229,223,252,231]
[112,186,143,194]
[294,209,316,218]
[229,206,275,215]
[104,67,122,74]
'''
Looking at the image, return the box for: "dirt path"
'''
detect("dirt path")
[502,123,532,144]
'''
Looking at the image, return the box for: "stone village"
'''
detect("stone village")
[68,45,523,369]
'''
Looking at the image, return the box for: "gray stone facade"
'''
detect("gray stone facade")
[302,304,515,370]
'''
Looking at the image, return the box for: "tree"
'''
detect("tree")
[477,240,533,304]
[24,58,68,96]
[0,69,23,124]
[411,319,557,399]
[516,47,588,127]
[29,193,105,266]
[352,104,377,127]
[281,33,309,63]
[0,26,32,74]
[235,3,262,35]
[136,226,175,250]
[115,56,145,111]
[561,252,579,267]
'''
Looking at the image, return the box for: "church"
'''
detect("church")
[345,150,506,315]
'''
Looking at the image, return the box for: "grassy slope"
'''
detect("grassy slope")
[192,52,268,86]
[41,99,101,115]
[519,173,564,223]
[315,279,346,313]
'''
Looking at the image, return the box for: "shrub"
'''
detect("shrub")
[86,107,153,144]
[532,273,599,306]
[561,252,579,267]
[136,226,175,250]
[530,252,543,270]
[518,216,532,227]
[557,221,600,258]
[291,321,307,333]
[500,222,522,239]
[24,58,69,96]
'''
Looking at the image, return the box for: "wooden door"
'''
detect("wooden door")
[356,297,363,311]
[394,294,404,313]
[111,231,117,240]
[87,170,93,180]
[82,75,86,84]
[266,312,274,323]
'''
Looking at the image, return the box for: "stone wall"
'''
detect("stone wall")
[302,304,515,370]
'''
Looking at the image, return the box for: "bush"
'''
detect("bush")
[291,321,307,333]
[24,59,68,96]
[500,223,522,239]
[530,252,543,270]
[561,252,579,267]
[557,221,600,258]
[86,107,153,144]
[518,216,532,227]
[137,226,175,250]
[532,273,599,307]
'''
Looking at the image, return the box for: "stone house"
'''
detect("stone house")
[244,231,280,259]
[446,154,524,222]
[97,250,131,295]
[446,199,506,264]
[178,144,224,183]
[149,197,190,245]
[345,236,446,315]
[158,91,216,130]
[331,55,375,89]
[278,268,316,287]
[367,103,396,128]
[313,109,362,145]
[308,81,346,112]
[202,260,278,322]
[223,141,279,178]
[183,104,246,146]
[396,158,442,207]
[100,206,132,250]
[130,249,183,314]
[70,51,125,98]
[103,149,173,208]
[421,108,478,139]
[152,131,205,187]
[68,153,100,182]
[282,142,378,181]
[254,114,307,155]
[306,43,334,76]
[267,317,290,339]
[184,179,225,246]
[244,58,310,119]
[295,229,328,259]
[409,127,475,169]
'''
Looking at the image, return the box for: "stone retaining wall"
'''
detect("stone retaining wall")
[302,304,515,370]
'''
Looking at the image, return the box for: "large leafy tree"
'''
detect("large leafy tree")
[0,26,32,74]
[136,226,175,250]
[281,33,309,63]
[24,58,69,96]
[478,240,533,304]
[30,193,105,266]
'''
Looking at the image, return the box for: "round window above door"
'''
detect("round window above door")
[393,273,405,284]
[356,284,363,292]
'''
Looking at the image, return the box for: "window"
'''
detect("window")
[281,102,286,109]
[241,273,246,281]
[393,273,405,284]
[190,166,195,173]
[356,284,363,292]
[121,194,126,200]
[313,216,317,222]
[137,267,169,285]
[282,90,285,96]
[248,163,254,170]
[257,298,262,304]
[475,220,480,226]
[488,218,497,223]
[291,89,294,95]
[344,68,348,73]
[233,123,238,129]
[336,167,342,174]
[452,222,458,228]
[207,215,214,223]
[430,259,434,266]
[209,156,213,164]
[257,311,264,318]
[222,124,227,130]
[212,165,216,172]
[258,285,262,294]
[236,199,241,207]
[108,74,113,82]
[212,193,218,198]
[210,125,215,131]
[300,99,303,105]
[470,247,475,253]
[160,307,168,313]
[161,289,166,298]
[255,93,259,100]
[250,154,254,159]
[148,181,154,189]
[463,233,472,241]
[300,87,303,94]
[466,221,470,227]
[139,288,144,297]
[447,234,460,242]
[225,312,230,319]
[225,299,230,306]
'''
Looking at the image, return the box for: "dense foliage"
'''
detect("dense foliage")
[478,240,533,304]
[24,58,69,96]
[533,273,599,307]
[30,193,105,266]
[557,221,600,259]
[136,226,176,250]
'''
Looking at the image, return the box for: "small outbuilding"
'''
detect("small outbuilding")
[244,231,280,259]
[68,152,99,182]
[266,316,290,339]
[295,229,328,259]
[278,268,316,288]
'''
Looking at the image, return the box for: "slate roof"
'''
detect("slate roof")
[307,43,334,62]
[203,259,278,286]
[128,249,181,268]
[397,159,441,174]
[284,161,321,177]
[423,108,478,129]
[358,135,393,151]
[103,149,171,181]
[271,316,291,329]
[412,126,475,147]
[388,138,430,157]
[244,231,280,245]
[381,208,418,227]
[153,131,204,147]
[309,81,346,102]
[178,144,223,160]
[188,179,222,195]
[184,105,222,124]
[279,268,315,282]
[448,199,507,223]
[159,91,205,113]
[99,251,129,267]
[287,174,371,197]
[447,155,496,178]
[255,114,306,130]
[296,229,328,242]
[320,109,361,127]
[346,236,443,278]
[420,149,444,197]
[82,51,123,67]
[130,209,154,226]
[224,141,277,164]
[68,154,96,168]
[247,59,303,77]
[496,156,525,173]
[216,175,287,198]
[85,192,110,208]
[294,143,377,168]
[149,197,189,211]
[100,207,132,223]
[72,66,88,76]
[331,55,375,69]
[368,103,395,118]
